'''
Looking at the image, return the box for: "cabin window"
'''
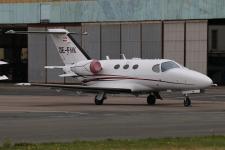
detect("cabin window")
[133,64,139,69]
[114,64,120,69]
[161,61,180,72]
[152,64,160,73]
[123,64,129,69]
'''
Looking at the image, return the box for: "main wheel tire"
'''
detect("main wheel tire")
[184,97,191,107]
[95,96,104,105]
[147,95,156,105]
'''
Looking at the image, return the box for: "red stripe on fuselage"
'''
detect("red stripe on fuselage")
[81,74,193,86]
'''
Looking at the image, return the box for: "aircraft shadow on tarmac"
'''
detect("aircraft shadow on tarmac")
[32,102,191,107]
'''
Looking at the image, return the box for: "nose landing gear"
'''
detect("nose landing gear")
[182,90,200,107]
[184,96,192,107]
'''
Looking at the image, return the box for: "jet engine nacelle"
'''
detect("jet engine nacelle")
[71,59,102,75]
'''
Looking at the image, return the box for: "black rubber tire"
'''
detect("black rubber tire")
[184,97,191,107]
[147,95,156,105]
[95,96,104,105]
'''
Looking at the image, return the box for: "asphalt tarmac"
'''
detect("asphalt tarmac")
[0,84,224,143]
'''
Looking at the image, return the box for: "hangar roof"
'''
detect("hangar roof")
[0,0,224,24]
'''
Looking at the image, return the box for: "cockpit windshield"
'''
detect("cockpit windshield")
[161,61,180,72]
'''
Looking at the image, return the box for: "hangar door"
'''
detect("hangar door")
[208,20,225,85]
[0,27,27,82]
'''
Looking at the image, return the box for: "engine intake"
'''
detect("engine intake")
[90,59,102,74]
[71,59,102,75]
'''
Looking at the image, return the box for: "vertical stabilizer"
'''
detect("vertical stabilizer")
[48,29,90,65]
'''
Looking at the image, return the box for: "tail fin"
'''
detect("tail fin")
[48,29,90,65]
[6,29,90,65]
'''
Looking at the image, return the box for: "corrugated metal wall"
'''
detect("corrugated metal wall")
[121,23,141,59]
[82,23,101,59]
[164,21,185,65]
[101,23,120,59]
[0,0,225,24]
[0,3,40,24]
[186,21,207,74]
[0,0,80,3]
[141,22,162,59]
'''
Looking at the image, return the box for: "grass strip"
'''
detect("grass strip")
[1,136,225,150]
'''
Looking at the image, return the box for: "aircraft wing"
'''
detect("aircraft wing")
[31,83,132,93]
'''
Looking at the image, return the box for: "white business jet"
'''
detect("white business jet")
[0,61,8,80]
[6,29,213,107]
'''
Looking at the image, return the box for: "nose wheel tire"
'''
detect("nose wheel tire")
[95,98,104,105]
[147,95,156,105]
[94,93,106,105]
[184,97,191,107]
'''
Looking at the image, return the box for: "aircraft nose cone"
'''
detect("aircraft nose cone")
[200,75,213,88]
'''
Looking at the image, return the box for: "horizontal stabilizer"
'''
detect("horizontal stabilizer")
[45,66,65,69]
[0,75,8,80]
[5,30,87,35]
[59,73,78,77]
[45,66,78,77]
[6,30,67,34]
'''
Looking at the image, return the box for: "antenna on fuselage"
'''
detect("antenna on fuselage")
[121,54,126,60]
[106,56,110,60]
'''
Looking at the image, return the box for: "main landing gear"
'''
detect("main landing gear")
[94,92,106,105]
[147,95,156,105]
[147,92,162,105]
[147,92,192,107]
[93,91,192,107]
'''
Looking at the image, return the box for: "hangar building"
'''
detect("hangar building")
[0,0,225,84]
